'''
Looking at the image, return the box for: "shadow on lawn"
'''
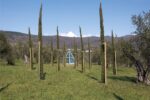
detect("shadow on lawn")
[86,75,101,83]
[109,76,136,83]
[0,83,12,92]
[113,93,124,100]
[76,70,83,73]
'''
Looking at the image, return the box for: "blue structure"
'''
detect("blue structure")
[66,49,75,64]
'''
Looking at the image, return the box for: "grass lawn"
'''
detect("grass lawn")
[0,61,150,100]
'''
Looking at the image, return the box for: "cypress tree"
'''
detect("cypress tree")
[74,37,77,69]
[28,28,33,70]
[112,31,117,75]
[79,26,84,72]
[88,38,92,69]
[99,0,107,83]
[57,26,60,71]
[63,42,66,67]
[50,37,54,66]
[38,3,44,80]
[76,51,79,67]
[76,48,79,67]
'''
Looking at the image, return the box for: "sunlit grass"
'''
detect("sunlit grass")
[0,62,150,100]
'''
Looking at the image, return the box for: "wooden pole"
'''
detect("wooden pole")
[104,42,107,85]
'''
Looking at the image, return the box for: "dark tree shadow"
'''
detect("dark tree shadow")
[42,72,46,80]
[86,74,101,83]
[76,70,83,73]
[0,83,12,92]
[109,76,136,83]
[113,93,124,100]
[32,67,36,70]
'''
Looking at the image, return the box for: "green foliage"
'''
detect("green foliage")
[111,31,117,75]
[28,28,32,48]
[38,4,42,42]
[100,2,105,44]
[132,11,150,64]
[50,37,54,66]
[99,1,106,83]
[115,39,134,67]
[0,33,15,65]
[13,41,29,60]
[42,46,51,63]
[92,47,100,64]
[111,31,115,55]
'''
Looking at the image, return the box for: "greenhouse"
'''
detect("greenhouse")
[66,49,75,64]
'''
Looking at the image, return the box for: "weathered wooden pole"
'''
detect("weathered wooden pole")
[76,51,79,67]
[104,42,107,85]
[79,26,84,72]
[28,28,33,70]
[50,37,54,66]
[112,31,117,75]
[115,50,117,74]
[99,0,107,83]
[38,3,44,80]
[57,26,60,71]
[74,37,77,69]
[63,42,66,67]
[88,38,92,69]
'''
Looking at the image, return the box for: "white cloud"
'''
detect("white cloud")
[60,31,77,37]
[82,34,92,37]
[60,32,96,37]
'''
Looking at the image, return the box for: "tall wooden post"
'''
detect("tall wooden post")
[74,37,77,69]
[50,37,54,66]
[88,38,92,69]
[80,27,84,72]
[28,28,33,70]
[112,31,117,75]
[104,42,107,85]
[115,50,117,74]
[57,26,60,71]
[63,42,66,67]
[38,3,44,80]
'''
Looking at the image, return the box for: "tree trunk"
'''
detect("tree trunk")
[104,42,107,85]
[63,51,66,67]
[57,50,60,71]
[51,51,53,66]
[123,49,150,85]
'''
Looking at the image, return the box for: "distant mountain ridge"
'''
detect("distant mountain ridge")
[0,30,133,48]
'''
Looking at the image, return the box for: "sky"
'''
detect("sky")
[0,0,150,37]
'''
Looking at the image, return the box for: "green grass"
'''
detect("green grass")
[0,62,150,100]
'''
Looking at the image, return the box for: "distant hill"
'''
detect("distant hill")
[0,30,133,48]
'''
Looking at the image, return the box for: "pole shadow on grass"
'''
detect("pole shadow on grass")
[86,74,101,83]
[32,67,36,70]
[108,76,136,83]
[76,70,83,73]
[113,93,124,100]
[0,83,12,92]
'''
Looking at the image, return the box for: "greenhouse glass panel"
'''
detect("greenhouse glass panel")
[66,50,75,64]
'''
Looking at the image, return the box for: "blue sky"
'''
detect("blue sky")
[0,0,150,37]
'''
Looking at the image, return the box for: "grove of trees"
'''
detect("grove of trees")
[0,1,149,85]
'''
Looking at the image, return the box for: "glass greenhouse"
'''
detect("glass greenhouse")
[66,49,75,64]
